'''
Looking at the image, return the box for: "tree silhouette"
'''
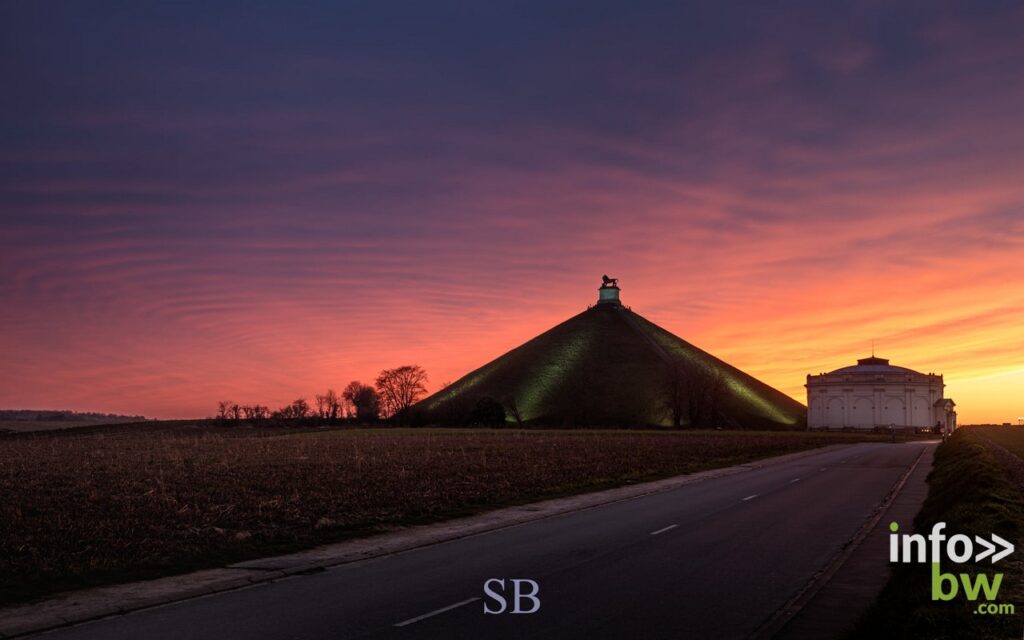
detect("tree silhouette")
[375,365,428,425]
[661,362,729,428]
[273,398,310,421]
[217,400,234,421]
[469,397,506,427]
[503,395,524,427]
[242,404,269,420]
[315,389,342,421]
[343,381,380,422]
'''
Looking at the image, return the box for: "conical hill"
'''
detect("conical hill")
[415,284,806,428]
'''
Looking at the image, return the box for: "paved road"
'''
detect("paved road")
[35,442,931,640]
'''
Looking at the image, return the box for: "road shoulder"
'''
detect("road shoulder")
[773,442,936,639]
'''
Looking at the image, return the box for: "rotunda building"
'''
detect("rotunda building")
[806,356,956,432]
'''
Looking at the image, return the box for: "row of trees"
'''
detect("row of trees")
[216,365,428,425]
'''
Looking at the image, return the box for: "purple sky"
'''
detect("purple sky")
[2,1,1023,422]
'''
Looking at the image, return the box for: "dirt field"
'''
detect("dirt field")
[0,418,158,434]
[0,419,112,433]
[0,425,890,605]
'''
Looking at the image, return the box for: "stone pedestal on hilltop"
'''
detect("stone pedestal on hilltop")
[597,284,621,307]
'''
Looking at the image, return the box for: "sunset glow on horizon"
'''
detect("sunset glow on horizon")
[2,3,1023,423]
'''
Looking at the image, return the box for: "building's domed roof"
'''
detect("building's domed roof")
[827,356,922,376]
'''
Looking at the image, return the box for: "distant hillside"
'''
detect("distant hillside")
[0,410,148,433]
[0,409,146,422]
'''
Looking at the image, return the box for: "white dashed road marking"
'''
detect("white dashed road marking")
[394,597,481,627]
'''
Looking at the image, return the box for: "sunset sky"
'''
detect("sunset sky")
[2,2,1022,423]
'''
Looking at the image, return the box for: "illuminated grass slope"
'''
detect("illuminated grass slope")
[415,302,806,428]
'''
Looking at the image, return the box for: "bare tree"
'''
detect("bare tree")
[274,398,310,421]
[469,397,506,427]
[217,400,234,421]
[343,381,380,422]
[661,363,730,429]
[503,395,524,427]
[315,390,341,420]
[324,389,341,421]
[661,364,689,429]
[242,404,269,420]
[291,398,310,419]
[310,390,341,422]
[375,365,428,425]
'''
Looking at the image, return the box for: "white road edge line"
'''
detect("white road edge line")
[394,597,481,627]
[742,494,759,501]
[820,467,828,471]
[790,478,800,483]
[650,524,679,536]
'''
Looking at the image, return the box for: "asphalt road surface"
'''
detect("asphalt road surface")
[35,442,930,640]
